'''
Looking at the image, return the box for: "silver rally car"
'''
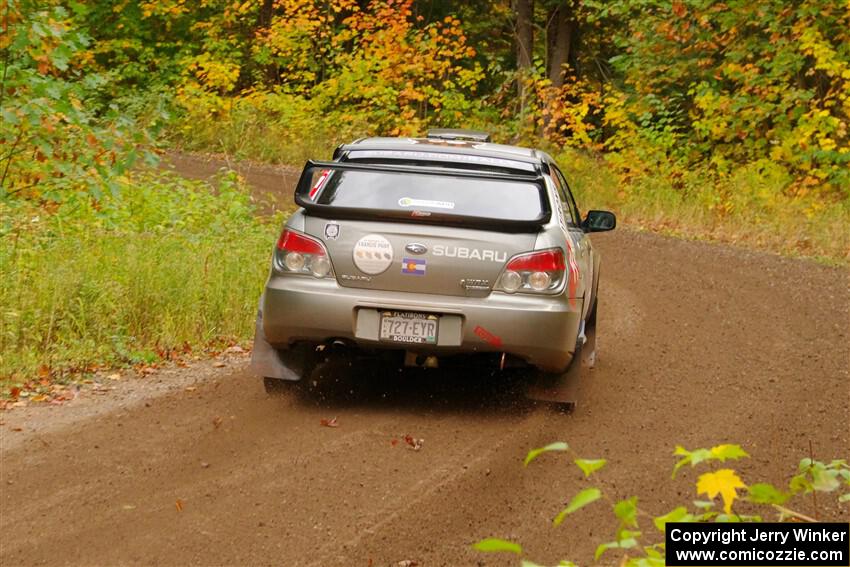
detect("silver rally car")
[252,129,615,399]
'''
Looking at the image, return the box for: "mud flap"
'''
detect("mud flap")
[582,315,597,368]
[524,341,583,408]
[250,309,306,382]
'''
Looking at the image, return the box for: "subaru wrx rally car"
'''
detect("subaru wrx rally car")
[252,129,615,399]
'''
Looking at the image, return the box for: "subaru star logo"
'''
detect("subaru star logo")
[405,243,428,255]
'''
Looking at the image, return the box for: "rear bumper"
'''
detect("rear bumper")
[261,275,582,373]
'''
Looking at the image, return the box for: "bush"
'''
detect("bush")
[169,91,342,165]
[555,148,850,263]
[475,442,850,566]
[0,1,160,201]
[0,171,279,387]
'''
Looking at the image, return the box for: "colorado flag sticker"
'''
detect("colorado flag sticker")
[401,257,426,276]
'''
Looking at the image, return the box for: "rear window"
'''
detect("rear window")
[308,168,544,222]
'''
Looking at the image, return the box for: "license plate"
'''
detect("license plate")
[379,311,438,344]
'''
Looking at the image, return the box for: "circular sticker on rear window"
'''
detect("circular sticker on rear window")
[353,234,393,275]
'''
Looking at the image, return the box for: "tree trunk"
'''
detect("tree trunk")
[548,2,573,89]
[514,0,534,129]
[515,0,533,87]
[546,5,557,79]
[257,0,274,28]
[256,0,277,84]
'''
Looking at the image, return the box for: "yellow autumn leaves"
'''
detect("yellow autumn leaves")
[697,468,747,515]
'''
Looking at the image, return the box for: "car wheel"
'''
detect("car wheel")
[302,350,356,399]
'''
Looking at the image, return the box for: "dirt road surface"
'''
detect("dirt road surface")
[2,155,848,566]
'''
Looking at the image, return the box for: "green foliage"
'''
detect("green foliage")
[556,147,850,263]
[32,0,845,262]
[474,442,850,566]
[614,496,638,528]
[0,0,161,200]
[594,534,641,563]
[524,442,569,466]
[672,443,749,478]
[0,171,277,385]
[652,507,692,532]
[3,0,850,392]
[472,538,522,555]
[552,488,601,526]
[747,483,790,505]
[790,458,850,496]
[167,91,346,164]
[574,458,606,477]
[596,0,850,193]
[522,561,577,567]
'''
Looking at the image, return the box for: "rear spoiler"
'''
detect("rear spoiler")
[294,160,551,233]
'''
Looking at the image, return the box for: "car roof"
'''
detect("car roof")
[340,137,552,167]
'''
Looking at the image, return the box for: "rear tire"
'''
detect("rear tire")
[299,350,355,402]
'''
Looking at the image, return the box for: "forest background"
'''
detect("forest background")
[1,0,848,383]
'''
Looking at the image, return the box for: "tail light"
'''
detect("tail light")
[495,248,566,294]
[274,229,333,278]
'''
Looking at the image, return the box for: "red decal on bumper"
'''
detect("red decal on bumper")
[474,325,502,348]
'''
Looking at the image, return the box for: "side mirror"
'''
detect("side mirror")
[582,210,616,232]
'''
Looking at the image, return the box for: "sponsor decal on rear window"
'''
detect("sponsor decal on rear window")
[398,197,455,210]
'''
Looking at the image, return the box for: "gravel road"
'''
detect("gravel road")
[1,154,847,566]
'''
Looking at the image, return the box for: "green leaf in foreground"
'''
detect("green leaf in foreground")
[672,444,749,478]
[553,487,602,526]
[595,535,639,560]
[628,556,666,567]
[473,538,522,554]
[747,483,789,505]
[653,506,693,532]
[812,466,841,492]
[524,442,569,466]
[614,496,638,527]
[710,444,750,461]
[575,458,607,477]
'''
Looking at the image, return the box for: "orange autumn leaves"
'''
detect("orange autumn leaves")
[184,0,483,135]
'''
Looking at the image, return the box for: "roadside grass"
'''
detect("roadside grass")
[170,107,850,265]
[166,95,344,165]
[0,172,279,392]
[558,150,850,264]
